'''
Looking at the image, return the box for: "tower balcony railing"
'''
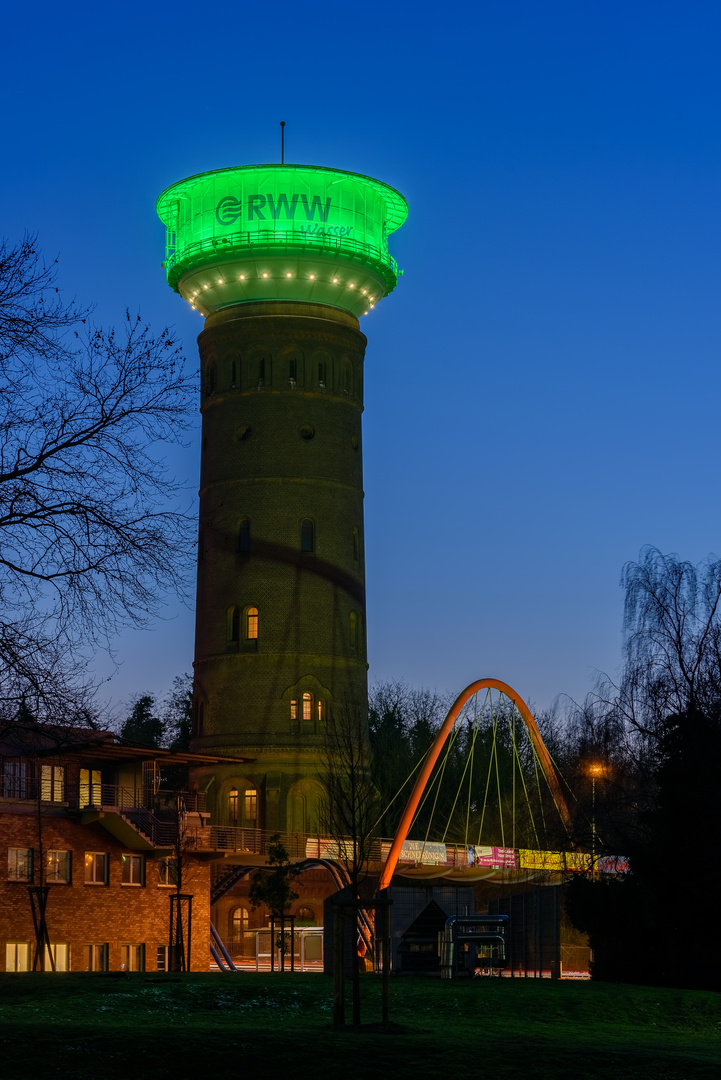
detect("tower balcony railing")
[166,227,398,280]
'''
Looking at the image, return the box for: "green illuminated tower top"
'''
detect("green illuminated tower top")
[157,163,408,318]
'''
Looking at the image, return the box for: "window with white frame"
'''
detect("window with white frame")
[45,850,71,884]
[157,856,178,887]
[84,852,108,885]
[121,853,144,886]
[120,944,145,972]
[7,847,33,882]
[40,764,65,802]
[5,943,30,972]
[82,943,108,972]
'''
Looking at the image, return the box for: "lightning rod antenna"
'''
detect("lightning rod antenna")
[280,121,285,164]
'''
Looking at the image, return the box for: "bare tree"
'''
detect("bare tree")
[0,235,196,725]
[320,697,381,1028]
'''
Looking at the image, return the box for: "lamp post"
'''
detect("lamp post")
[587,763,604,874]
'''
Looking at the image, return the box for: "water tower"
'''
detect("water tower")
[157,161,407,835]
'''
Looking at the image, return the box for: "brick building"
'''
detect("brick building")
[0,724,243,972]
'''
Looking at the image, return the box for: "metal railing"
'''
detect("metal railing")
[166,227,398,281]
[0,776,206,813]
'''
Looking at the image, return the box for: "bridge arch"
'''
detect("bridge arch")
[378,678,572,890]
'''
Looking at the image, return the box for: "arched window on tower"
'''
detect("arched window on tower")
[229,787,239,826]
[238,519,251,555]
[258,357,265,387]
[244,789,258,822]
[207,362,216,395]
[301,519,314,553]
[290,699,298,724]
[228,606,240,644]
[302,692,312,725]
[316,698,324,726]
[317,360,327,388]
[230,905,250,951]
[246,607,259,640]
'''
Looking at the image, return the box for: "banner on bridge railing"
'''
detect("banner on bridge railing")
[379,840,448,865]
[468,846,518,869]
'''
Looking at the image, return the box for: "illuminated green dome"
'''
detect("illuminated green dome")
[156,163,408,319]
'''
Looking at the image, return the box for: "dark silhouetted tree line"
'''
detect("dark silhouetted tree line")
[566,548,721,990]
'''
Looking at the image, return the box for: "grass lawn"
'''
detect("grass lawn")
[0,971,719,1079]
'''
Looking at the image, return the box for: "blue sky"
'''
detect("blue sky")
[2,2,720,718]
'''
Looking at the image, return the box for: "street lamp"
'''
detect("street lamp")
[587,763,605,874]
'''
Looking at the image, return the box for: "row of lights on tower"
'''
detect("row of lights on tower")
[189,272,376,316]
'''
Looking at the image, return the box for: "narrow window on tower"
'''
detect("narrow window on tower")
[317,699,324,726]
[231,360,237,386]
[318,361,327,388]
[353,527,360,564]
[289,358,297,385]
[229,788,239,826]
[302,692,312,725]
[238,519,251,555]
[301,519,314,553]
[246,607,259,640]
[228,606,240,643]
[290,699,298,723]
[258,358,265,387]
[349,612,357,651]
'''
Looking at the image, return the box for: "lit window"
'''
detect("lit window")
[45,850,70,884]
[317,699,324,725]
[231,906,249,936]
[244,789,258,822]
[83,944,108,972]
[121,854,144,886]
[158,856,178,887]
[7,848,33,882]
[79,768,101,808]
[120,944,145,972]
[41,765,65,803]
[301,519,314,553]
[290,699,298,721]
[229,788,239,825]
[5,943,30,972]
[302,693,312,722]
[238,519,251,555]
[84,852,108,885]
[246,607,259,640]
[43,944,69,971]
